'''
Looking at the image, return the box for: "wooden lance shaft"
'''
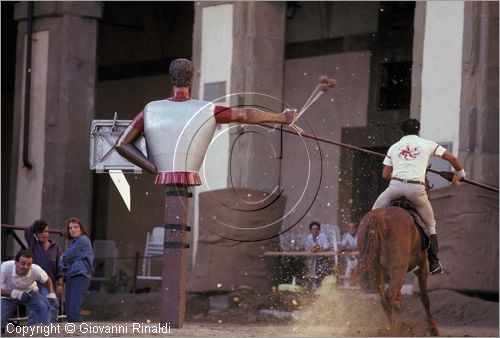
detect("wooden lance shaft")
[160,186,192,328]
[263,124,499,193]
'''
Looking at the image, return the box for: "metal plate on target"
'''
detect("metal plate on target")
[89,119,147,173]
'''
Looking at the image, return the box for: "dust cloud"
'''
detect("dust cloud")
[288,276,429,337]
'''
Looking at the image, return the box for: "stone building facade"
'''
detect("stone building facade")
[2,1,497,293]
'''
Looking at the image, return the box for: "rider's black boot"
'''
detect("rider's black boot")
[428,234,443,275]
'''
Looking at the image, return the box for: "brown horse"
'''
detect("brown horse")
[350,206,439,336]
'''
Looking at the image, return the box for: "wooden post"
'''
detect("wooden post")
[159,185,191,328]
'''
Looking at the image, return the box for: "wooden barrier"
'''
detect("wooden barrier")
[263,250,358,257]
[1,224,64,235]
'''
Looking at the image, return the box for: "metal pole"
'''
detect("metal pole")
[160,186,192,328]
[23,1,34,170]
[132,252,139,294]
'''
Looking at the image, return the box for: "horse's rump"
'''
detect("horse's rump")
[350,207,422,284]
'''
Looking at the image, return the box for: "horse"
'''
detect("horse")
[350,205,439,336]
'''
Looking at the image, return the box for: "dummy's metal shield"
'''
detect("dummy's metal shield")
[89,119,147,173]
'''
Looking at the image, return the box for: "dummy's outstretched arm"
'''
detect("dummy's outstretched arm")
[115,112,157,174]
[225,76,335,129]
[229,108,297,124]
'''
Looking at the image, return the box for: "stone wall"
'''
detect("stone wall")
[188,188,285,292]
[419,184,498,293]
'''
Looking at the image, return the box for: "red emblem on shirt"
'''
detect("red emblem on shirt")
[398,144,421,160]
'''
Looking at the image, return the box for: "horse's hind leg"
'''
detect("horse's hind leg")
[394,289,403,314]
[384,269,406,328]
[415,267,439,336]
[369,266,386,309]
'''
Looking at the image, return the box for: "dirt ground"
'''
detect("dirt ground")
[4,278,498,337]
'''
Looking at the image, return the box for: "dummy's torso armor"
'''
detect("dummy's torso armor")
[144,99,216,185]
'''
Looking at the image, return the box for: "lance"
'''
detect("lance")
[261,124,499,193]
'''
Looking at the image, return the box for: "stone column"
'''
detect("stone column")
[190,1,287,266]
[12,2,101,229]
[230,1,287,192]
[410,1,426,118]
[460,1,499,186]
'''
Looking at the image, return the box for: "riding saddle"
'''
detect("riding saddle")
[390,197,431,250]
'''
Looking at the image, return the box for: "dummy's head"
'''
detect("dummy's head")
[400,118,420,136]
[169,58,194,88]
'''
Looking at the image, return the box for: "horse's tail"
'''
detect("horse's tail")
[350,210,385,284]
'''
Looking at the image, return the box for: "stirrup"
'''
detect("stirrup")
[429,261,444,275]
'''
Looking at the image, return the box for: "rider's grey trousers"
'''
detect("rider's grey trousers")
[372,180,437,235]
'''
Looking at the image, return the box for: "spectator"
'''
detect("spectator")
[304,221,332,288]
[1,250,55,330]
[339,222,358,284]
[24,219,63,322]
[59,217,93,322]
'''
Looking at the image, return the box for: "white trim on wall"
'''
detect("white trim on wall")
[193,4,234,263]
[420,1,464,150]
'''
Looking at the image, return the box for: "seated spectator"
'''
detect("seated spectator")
[1,250,56,330]
[339,222,358,285]
[304,221,332,288]
[24,219,63,323]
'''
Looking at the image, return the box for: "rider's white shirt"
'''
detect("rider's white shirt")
[383,135,446,182]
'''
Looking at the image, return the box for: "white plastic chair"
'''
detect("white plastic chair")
[137,227,164,280]
[324,224,341,266]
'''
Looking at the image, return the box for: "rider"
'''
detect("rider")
[372,118,465,275]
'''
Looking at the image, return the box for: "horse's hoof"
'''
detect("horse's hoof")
[429,319,439,336]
